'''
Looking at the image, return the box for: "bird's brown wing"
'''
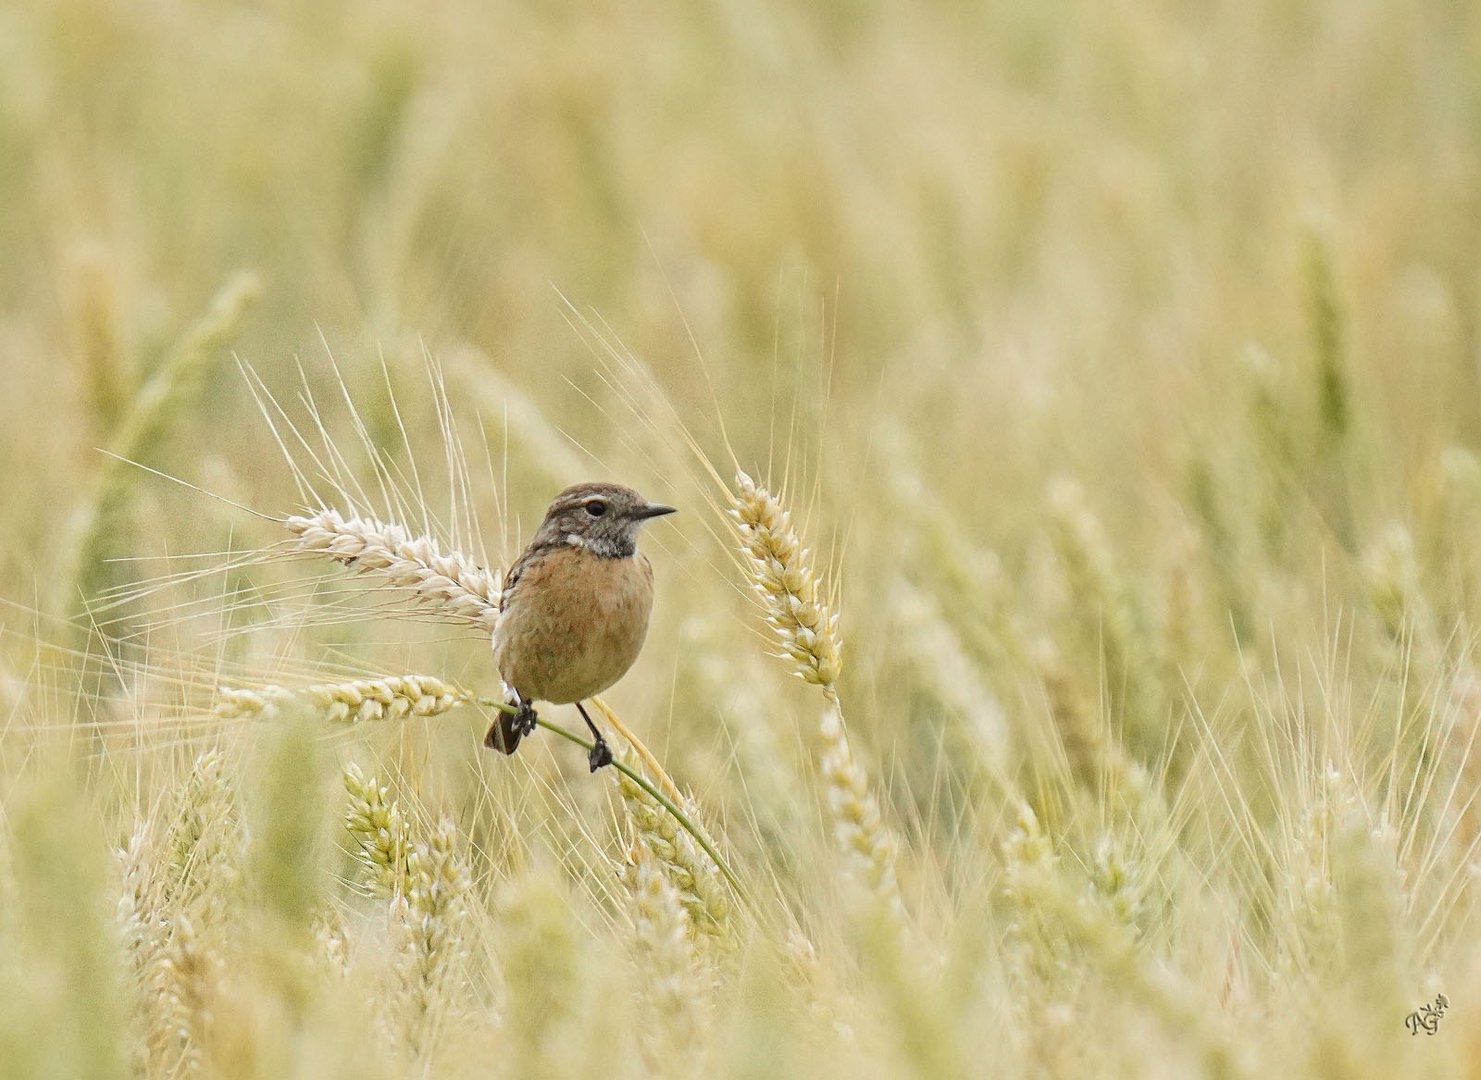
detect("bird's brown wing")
[499,543,545,612]
[487,548,543,753]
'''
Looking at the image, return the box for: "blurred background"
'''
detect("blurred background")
[6,0,1481,748]
[5,0,1479,571]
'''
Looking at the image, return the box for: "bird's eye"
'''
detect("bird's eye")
[584,500,607,517]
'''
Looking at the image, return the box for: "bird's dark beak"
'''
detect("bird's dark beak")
[634,502,677,520]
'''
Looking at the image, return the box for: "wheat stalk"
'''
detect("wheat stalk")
[518,710,746,897]
[731,471,903,923]
[611,736,733,942]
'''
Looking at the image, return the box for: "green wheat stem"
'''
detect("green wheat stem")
[477,698,744,899]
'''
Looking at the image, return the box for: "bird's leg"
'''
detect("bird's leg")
[513,694,539,736]
[484,690,537,754]
[575,701,613,772]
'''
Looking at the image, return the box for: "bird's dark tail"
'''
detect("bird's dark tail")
[484,710,523,754]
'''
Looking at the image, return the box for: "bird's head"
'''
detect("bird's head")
[533,482,676,557]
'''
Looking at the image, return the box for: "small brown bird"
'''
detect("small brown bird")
[485,482,675,770]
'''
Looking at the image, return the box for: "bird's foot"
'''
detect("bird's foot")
[514,700,539,737]
[588,737,613,772]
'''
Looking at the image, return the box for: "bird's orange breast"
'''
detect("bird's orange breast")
[493,545,656,705]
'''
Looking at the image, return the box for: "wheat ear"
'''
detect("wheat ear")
[625,843,706,1071]
[731,471,902,922]
[395,816,472,1059]
[284,508,501,632]
[68,271,260,616]
[342,763,414,896]
[214,675,470,724]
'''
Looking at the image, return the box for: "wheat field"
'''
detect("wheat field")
[3,1,1481,1077]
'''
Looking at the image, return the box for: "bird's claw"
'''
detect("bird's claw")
[514,701,539,737]
[588,738,613,772]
